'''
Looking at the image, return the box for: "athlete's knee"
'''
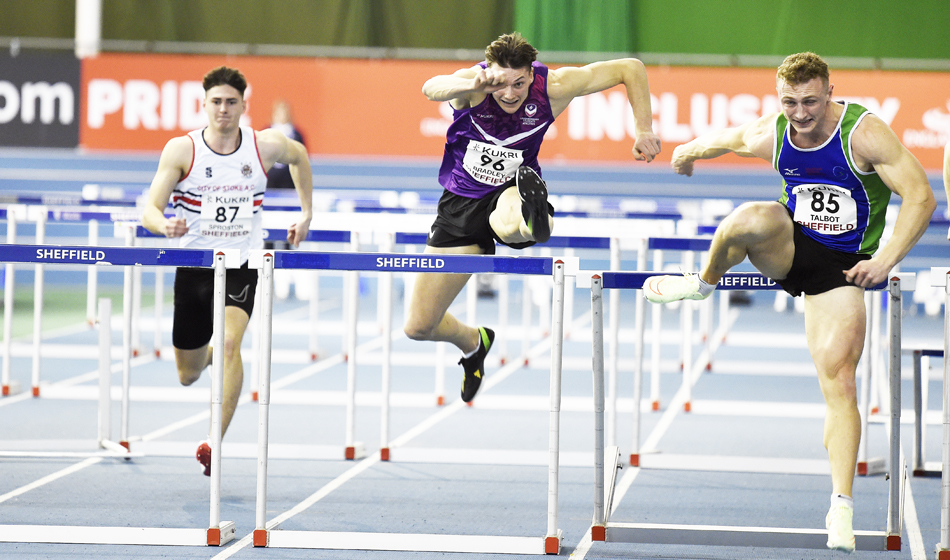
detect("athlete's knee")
[817,361,859,403]
[404,318,436,341]
[178,367,202,386]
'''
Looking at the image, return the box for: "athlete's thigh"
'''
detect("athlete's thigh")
[407,244,483,324]
[223,305,251,345]
[803,286,866,377]
[736,201,796,280]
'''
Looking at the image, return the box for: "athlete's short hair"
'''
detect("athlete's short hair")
[776,52,829,86]
[202,66,247,95]
[485,32,538,70]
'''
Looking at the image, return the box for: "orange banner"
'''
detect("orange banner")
[80,53,950,170]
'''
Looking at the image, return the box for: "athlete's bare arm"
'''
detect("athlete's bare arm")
[547,59,660,162]
[256,128,313,247]
[422,66,501,110]
[844,114,936,287]
[944,141,950,240]
[141,135,193,238]
[671,113,777,176]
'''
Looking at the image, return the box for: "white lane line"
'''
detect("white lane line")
[0,457,102,504]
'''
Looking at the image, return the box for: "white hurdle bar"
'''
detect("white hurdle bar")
[248,249,568,555]
[589,271,907,552]
[0,244,239,547]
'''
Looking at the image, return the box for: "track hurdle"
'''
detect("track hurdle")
[0,207,142,396]
[249,250,568,555]
[0,244,239,548]
[932,267,950,560]
[908,266,949,480]
[589,271,907,552]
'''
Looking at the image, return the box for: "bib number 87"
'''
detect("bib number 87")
[216,206,240,222]
[810,191,839,213]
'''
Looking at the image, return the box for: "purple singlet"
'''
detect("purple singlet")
[436,61,554,199]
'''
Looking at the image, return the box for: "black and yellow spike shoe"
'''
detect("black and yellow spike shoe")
[459,327,495,403]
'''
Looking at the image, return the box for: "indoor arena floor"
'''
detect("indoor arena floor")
[0,149,948,560]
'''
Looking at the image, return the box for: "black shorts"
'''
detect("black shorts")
[427,176,554,254]
[172,264,258,350]
[774,219,871,297]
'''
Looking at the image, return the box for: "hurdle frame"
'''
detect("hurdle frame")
[248,249,568,555]
[588,271,907,552]
[933,267,950,560]
[0,244,239,548]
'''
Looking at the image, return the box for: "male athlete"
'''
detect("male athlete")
[643,52,935,551]
[142,66,312,476]
[404,32,661,403]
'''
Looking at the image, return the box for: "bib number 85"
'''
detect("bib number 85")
[810,190,839,213]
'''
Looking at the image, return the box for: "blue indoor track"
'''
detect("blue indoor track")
[0,148,948,559]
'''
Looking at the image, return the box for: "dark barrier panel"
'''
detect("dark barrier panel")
[0,52,80,148]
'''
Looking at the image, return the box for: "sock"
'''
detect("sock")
[831,493,853,509]
[697,277,716,297]
[462,340,480,359]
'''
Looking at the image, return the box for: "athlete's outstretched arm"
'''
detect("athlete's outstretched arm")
[142,136,192,238]
[844,115,936,287]
[671,114,776,176]
[548,58,660,162]
[421,66,495,109]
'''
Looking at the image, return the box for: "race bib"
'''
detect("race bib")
[461,140,523,186]
[791,184,857,235]
[200,189,254,238]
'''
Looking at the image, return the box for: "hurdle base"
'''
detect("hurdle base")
[913,461,942,477]
[2,381,21,396]
[345,442,366,461]
[651,400,660,411]
[602,522,888,551]
[254,528,269,547]
[937,546,950,560]
[591,525,606,541]
[857,457,885,476]
[544,530,562,554]
[629,454,639,467]
[0,524,231,546]
[380,447,390,461]
[265,529,555,554]
[887,534,901,551]
[32,385,40,397]
[207,521,236,546]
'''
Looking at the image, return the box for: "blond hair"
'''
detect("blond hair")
[776,52,829,86]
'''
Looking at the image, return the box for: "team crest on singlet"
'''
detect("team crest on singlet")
[241,163,253,178]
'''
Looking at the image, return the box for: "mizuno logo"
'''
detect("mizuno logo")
[783,168,799,175]
[228,285,250,303]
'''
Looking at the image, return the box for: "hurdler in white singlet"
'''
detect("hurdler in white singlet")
[171,126,268,264]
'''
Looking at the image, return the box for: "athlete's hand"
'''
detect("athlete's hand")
[632,132,661,162]
[287,215,312,247]
[844,258,892,289]
[163,217,188,238]
[472,67,509,94]
[671,144,695,177]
